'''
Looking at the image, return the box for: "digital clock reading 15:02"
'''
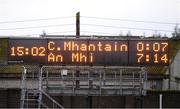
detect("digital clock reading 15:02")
[10,46,46,57]
[8,38,169,66]
[9,39,47,63]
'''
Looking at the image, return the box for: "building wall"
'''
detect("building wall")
[172,49,180,90]
[1,89,180,108]
[170,50,180,90]
[0,89,20,108]
[163,49,180,90]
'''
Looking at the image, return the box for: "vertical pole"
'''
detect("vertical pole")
[119,70,122,95]
[75,12,80,88]
[88,71,90,88]
[139,68,143,108]
[115,72,117,87]
[46,70,49,89]
[140,69,142,95]
[159,94,162,109]
[103,71,106,86]
[38,65,43,108]
[133,72,134,86]
[72,71,75,94]
[75,70,80,88]
[20,66,27,109]
[143,71,147,95]
[168,65,171,90]
[76,12,80,38]
[99,70,102,95]
[88,70,93,89]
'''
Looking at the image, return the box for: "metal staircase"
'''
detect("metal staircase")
[21,89,45,108]
[20,66,64,109]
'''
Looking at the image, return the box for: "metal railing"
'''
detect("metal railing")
[41,66,146,96]
[20,66,64,109]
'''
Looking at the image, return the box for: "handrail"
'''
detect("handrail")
[40,89,64,109]
[41,65,142,70]
[39,101,48,108]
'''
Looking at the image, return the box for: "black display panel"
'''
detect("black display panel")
[8,38,169,66]
[46,39,129,66]
[88,40,128,66]
[8,39,47,64]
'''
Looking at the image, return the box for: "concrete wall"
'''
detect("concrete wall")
[173,50,180,78]
[170,50,180,90]
[0,89,20,108]
[172,50,180,90]
[1,89,180,108]
[0,78,38,89]
[163,49,180,90]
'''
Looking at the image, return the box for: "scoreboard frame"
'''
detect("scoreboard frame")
[6,37,169,66]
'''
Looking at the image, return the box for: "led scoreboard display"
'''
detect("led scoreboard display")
[129,40,169,65]
[8,38,169,66]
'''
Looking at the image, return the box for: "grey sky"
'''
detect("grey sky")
[0,0,179,37]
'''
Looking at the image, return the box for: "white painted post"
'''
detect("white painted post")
[159,94,162,109]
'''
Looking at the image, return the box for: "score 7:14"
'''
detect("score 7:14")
[137,53,168,64]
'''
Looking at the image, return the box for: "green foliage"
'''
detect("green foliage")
[0,65,22,73]
[0,38,8,65]
[169,39,180,61]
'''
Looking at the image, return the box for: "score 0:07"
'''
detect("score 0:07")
[136,42,168,52]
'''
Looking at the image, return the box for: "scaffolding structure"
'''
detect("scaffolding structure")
[20,66,64,109]
[20,66,147,108]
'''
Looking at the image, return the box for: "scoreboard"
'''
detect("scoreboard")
[6,38,169,66]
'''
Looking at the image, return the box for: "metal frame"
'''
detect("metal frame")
[20,66,64,109]
[41,66,146,96]
[20,65,146,108]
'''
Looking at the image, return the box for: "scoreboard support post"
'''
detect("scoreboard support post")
[20,66,27,108]
[168,64,171,89]
[38,65,43,108]
[76,12,80,88]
